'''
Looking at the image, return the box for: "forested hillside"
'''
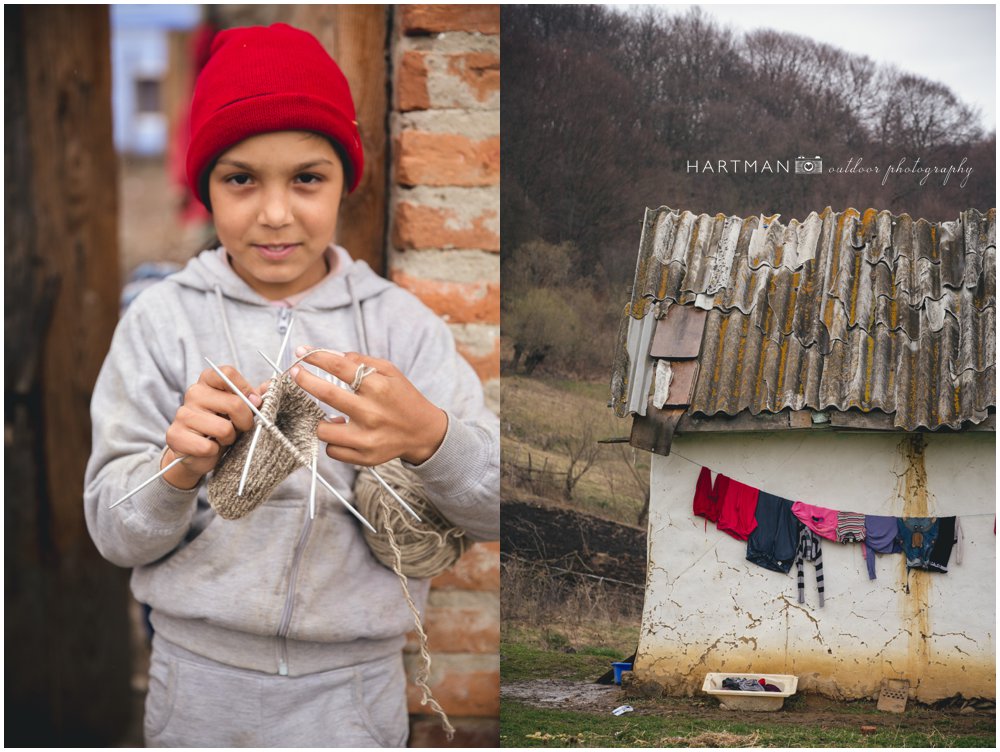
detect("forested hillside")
[501,5,996,378]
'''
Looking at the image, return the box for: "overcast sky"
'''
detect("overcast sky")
[615,2,996,131]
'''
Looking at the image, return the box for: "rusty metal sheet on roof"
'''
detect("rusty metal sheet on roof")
[666,360,699,406]
[611,206,996,430]
[649,304,707,358]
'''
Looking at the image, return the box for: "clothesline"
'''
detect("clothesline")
[688,454,969,597]
[668,450,995,518]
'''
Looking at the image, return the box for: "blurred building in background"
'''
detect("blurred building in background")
[111,4,201,157]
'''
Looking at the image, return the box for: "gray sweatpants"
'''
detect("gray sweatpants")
[144,635,409,747]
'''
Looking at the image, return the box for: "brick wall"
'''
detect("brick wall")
[388,4,501,747]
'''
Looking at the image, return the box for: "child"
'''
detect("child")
[84,24,499,747]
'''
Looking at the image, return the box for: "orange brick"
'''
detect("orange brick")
[392,270,499,324]
[396,132,499,187]
[393,202,499,251]
[401,5,500,35]
[406,665,499,717]
[406,604,499,654]
[397,51,430,111]
[456,336,500,382]
[433,541,500,591]
[446,52,500,102]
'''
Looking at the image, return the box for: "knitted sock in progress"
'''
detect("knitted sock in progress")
[208,375,326,520]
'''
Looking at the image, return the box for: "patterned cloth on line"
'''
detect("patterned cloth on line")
[836,511,866,543]
[795,526,825,607]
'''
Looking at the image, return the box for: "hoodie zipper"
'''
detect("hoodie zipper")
[277,306,293,336]
[277,507,313,675]
[274,304,310,676]
[276,307,294,369]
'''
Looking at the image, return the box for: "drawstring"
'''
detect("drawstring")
[345,275,371,356]
[214,284,242,372]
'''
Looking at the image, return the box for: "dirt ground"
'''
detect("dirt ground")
[501,499,647,585]
[502,678,995,735]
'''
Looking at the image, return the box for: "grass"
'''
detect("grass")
[501,700,996,748]
[501,375,649,525]
[501,614,995,748]
[501,642,616,684]
[501,623,638,683]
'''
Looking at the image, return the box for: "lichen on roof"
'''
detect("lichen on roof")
[611,206,996,431]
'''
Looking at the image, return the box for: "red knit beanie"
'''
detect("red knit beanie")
[186,23,364,206]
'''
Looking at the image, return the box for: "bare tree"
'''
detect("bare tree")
[555,416,602,501]
[877,71,984,152]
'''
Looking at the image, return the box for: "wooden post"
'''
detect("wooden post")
[4,5,132,745]
[286,5,390,274]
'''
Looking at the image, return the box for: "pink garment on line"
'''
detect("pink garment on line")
[716,475,759,541]
[792,501,839,542]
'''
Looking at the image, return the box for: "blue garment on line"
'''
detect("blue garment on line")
[746,492,801,574]
[897,517,939,570]
[863,515,902,580]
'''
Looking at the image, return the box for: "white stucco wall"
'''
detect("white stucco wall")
[637,430,995,701]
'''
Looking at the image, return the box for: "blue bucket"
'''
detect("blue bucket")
[611,661,633,685]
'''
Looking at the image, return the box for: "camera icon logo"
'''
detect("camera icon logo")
[795,156,822,174]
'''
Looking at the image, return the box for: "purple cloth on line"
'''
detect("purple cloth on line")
[864,515,902,580]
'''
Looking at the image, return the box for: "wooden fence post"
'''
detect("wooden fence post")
[4,5,132,745]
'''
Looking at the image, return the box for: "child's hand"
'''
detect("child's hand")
[162,365,263,489]
[291,347,448,467]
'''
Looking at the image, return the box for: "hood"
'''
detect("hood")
[167,245,395,310]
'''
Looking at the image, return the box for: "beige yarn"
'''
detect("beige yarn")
[354,459,467,578]
[355,459,464,739]
[208,374,325,520]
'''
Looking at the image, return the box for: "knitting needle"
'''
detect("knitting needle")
[275,313,295,366]
[235,343,290,496]
[257,350,288,380]
[205,357,376,533]
[256,350,421,522]
[369,468,422,522]
[237,425,263,497]
[257,348,325,516]
[109,454,187,509]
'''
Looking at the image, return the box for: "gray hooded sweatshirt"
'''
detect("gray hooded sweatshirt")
[84,247,499,676]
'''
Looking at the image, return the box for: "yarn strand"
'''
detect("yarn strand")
[379,488,456,740]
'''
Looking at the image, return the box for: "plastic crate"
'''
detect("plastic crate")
[701,672,798,711]
[611,661,633,685]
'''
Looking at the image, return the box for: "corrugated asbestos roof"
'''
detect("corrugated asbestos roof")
[611,206,996,431]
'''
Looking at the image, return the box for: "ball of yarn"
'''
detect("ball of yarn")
[353,459,466,578]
